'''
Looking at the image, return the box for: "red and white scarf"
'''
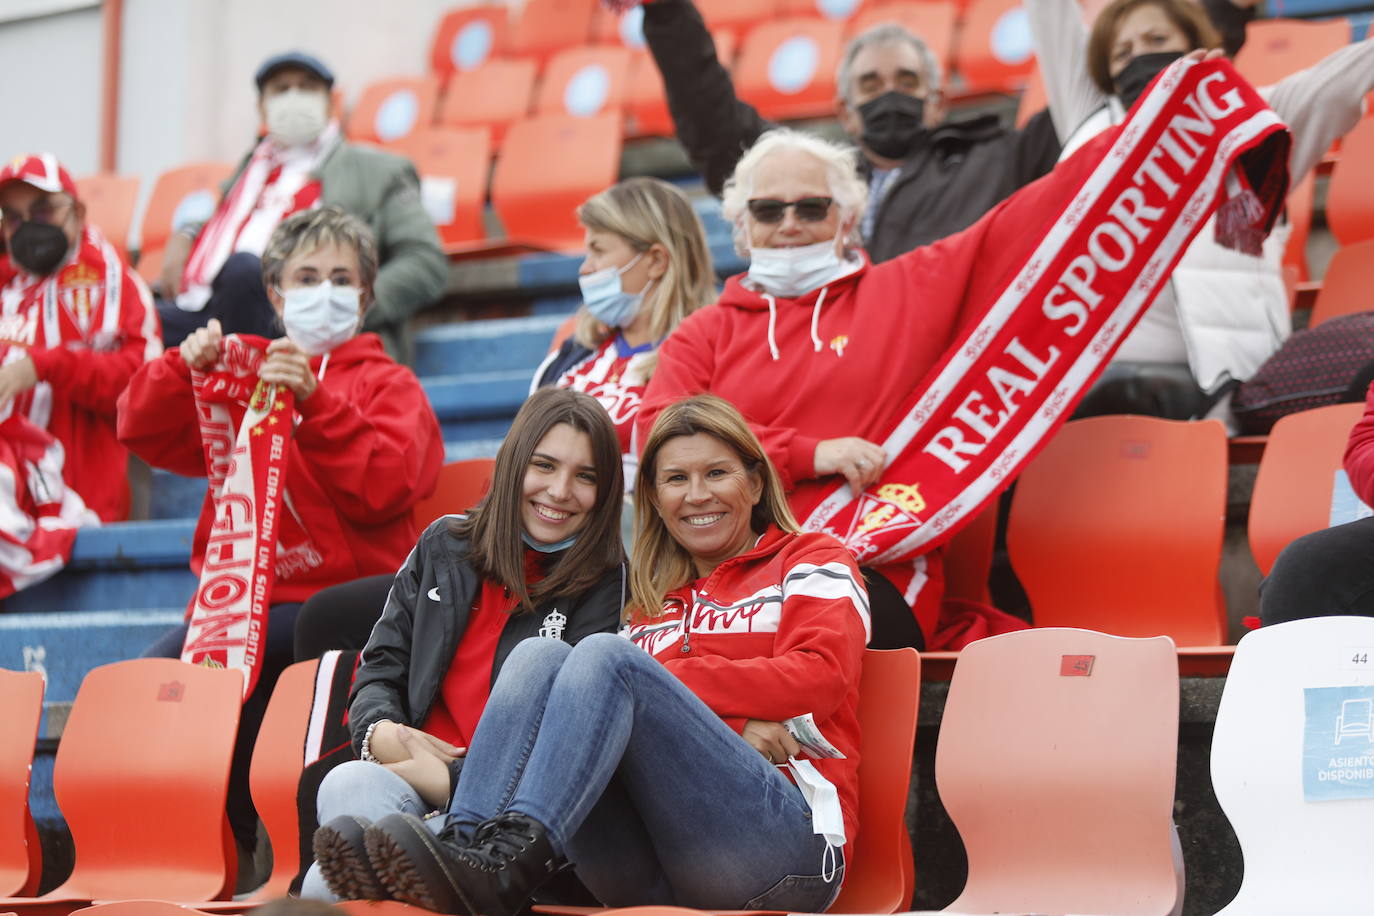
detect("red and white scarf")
[181,335,294,699]
[176,124,336,311]
[803,60,1290,563]
[0,225,130,429]
[0,413,99,599]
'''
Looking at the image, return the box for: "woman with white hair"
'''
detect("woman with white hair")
[638,127,1013,652]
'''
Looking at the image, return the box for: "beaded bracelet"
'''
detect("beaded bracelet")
[360,719,383,763]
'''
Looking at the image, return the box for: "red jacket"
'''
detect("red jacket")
[623,527,869,847]
[1344,383,1374,503]
[0,225,161,521]
[637,241,989,641]
[117,332,444,608]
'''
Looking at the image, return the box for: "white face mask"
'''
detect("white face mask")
[264,89,329,147]
[746,240,844,299]
[281,283,361,355]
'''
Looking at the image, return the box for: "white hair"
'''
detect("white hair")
[720,128,869,256]
[836,24,943,105]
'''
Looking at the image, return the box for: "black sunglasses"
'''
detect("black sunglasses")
[747,197,835,224]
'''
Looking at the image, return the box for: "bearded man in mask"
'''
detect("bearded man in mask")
[155,51,446,364]
[0,154,162,522]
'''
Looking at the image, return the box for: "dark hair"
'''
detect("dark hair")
[1086,0,1220,95]
[449,388,624,612]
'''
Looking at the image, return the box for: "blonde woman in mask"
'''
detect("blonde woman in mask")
[118,206,444,866]
[532,178,716,490]
[154,51,447,364]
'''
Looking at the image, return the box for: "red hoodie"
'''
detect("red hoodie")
[117,332,444,609]
[638,235,995,645]
[623,527,869,849]
[0,225,161,521]
[1344,383,1374,504]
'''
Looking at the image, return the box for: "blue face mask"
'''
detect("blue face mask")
[522,531,579,553]
[578,252,649,328]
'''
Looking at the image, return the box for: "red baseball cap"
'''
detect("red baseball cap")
[0,153,79,200]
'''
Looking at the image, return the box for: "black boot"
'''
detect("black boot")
[365,811,563,916]
[313,814,390,901]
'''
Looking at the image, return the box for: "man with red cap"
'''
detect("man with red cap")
[0,153,162,522]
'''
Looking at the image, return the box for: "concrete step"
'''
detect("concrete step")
[412,313,568,378]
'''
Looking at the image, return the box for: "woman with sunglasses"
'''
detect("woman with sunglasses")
[532,177,716,489]
[640,127,1029,654]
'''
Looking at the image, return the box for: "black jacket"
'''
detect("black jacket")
[641,0,1063,261]
[348,517,625,757]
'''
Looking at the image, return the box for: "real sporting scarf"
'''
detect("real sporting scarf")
[803,59,1290,564]
[181,335,294,699]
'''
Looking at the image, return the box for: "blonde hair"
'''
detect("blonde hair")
[720,128,869,256]
[628,394,798,619]
[574,177,716,375]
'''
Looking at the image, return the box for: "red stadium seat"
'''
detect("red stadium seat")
[733,19,847,121]
[0,660,243,911]
[626,31,737,137]
[1310,238,1374,328]
[1326,116,1374,246]
[197,659,320,910]
[491,113,623,250]
[70,903,214,914]
[1248,402,1365,577]
[590,4,648,49]
[75,173,140,261]
[938,628,1181,915]
[536,46,634,119]
[438,58,538,148]
[847,2,958,75]
[429,5,510,79]
[1283,170,1315,284]
[414,458,498,527]
[0,670,42,898]
[1233,17,1350,89]
[954,0,1036,94]
[509,0,599,63]
[696,0,780,38]
[781,0,874,22]
[1007,415,1229,647]
[136,162,234,285]
[346,77,440,146]
[387,127,493,247]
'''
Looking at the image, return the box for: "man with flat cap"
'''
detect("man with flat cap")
[155,50,447,363]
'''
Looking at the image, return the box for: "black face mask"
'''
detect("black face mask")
[1112,51,1185,110]
[858,91,927,161]
[9,221,70,275]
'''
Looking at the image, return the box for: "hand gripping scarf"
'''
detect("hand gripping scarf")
[181,335,295,699]
[802,59,1290,564]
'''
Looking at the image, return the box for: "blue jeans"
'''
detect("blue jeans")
[441,634,843,911]
[300,761,439,901]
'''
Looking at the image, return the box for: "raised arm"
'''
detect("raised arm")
[1024,0,1110,144]
[640,0,775,196]
[1263,37,1374,187]
[115,347,208,477]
